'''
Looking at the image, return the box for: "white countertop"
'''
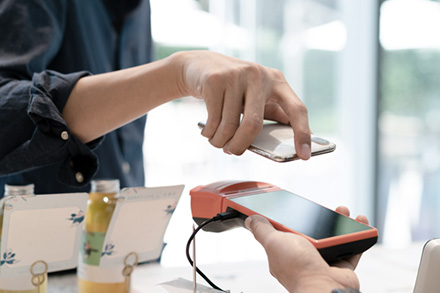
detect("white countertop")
[48,242,425,293]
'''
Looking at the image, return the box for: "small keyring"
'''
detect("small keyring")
[124,252,139,267]
[30,260,48,276]
[31,274,46,287]
[122,265,134,277]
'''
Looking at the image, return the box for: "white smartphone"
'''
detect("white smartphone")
[198,120,336,162]
[414,238,440,292]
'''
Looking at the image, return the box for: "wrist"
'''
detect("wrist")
[167,51,192,98]
[284,273,342,293]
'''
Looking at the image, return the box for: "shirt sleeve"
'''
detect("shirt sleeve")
[0,1,102,187]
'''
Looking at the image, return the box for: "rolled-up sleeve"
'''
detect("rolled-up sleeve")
[0,1,102,187]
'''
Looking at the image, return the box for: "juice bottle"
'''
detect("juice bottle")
[0,184,47,293]
[77,179,128,293]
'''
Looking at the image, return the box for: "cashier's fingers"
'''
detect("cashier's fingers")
[245,214,334,291]
[332,251,363,272]
[335,206,350,217]
[355,214,369,225]
[335,206,369,225]
[245,215,274,244]
[333,206,369,270]
[245,214,316,256]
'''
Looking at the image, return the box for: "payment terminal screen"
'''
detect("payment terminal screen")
[230,190,370,239]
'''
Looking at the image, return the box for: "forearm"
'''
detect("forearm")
[62,52,187,143]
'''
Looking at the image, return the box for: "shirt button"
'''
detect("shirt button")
[61,131,69,141]
[122,162,131,174]
[75,172,84,183]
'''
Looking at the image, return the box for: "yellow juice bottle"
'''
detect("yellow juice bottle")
[77,179,128,293]
[0,184,47,293]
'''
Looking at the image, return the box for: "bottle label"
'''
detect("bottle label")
[80,231,106,266]
[78,230,124,283]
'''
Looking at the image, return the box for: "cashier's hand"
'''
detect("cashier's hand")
[176,51,311,160]
[245,206,368,293]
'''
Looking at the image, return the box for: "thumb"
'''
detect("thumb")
[245,215,277,246]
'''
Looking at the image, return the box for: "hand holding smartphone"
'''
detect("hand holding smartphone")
[198,120,336,162]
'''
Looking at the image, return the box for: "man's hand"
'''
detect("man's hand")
[177,51,311,159]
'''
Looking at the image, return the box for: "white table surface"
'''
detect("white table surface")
[48,242,425,293]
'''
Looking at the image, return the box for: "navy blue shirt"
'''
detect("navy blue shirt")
[0,0,153,196]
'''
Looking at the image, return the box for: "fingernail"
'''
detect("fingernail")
[301,143,311,160]
[244,216,253,230]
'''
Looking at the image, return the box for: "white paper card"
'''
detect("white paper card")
[99,185,184,268]
[0,193,88,277]
[159,278,226,293]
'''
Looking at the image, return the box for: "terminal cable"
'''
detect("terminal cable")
[186,211,240,292]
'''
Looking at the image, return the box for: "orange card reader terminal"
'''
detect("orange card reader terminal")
[190,180,378,263]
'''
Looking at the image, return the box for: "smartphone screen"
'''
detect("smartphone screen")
[229,190,371,240]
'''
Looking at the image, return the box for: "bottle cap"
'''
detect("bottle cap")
[4,184,35,196]
[91,179,120,193]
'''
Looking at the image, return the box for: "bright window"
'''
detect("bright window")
[146,0,379,266]
[378,0,440,247]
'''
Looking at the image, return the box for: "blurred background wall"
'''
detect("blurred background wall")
[143,0,440,266]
